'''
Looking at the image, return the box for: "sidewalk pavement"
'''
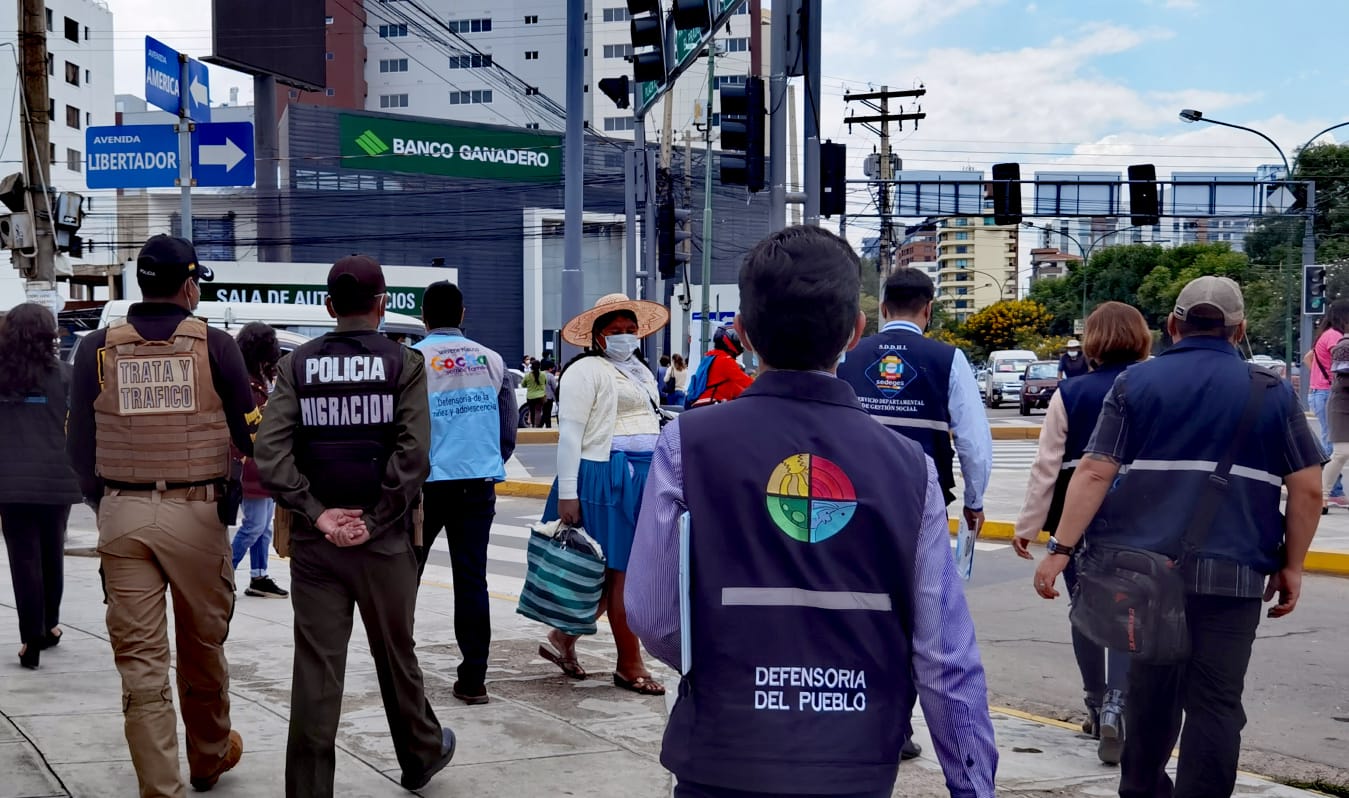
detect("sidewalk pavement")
[0,515,1326,797]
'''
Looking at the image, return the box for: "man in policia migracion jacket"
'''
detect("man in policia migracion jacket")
[255,256,456,796]
[68,234,259,797]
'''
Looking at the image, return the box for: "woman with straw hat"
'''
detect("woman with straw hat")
[537,293,669,696]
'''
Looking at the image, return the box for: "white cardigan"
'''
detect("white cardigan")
[556,356,660,499]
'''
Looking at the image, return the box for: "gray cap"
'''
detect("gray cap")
[1173,275,1244,325]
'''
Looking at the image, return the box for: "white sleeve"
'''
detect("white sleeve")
[557,360,599,500]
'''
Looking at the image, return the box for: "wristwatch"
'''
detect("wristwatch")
[1046,537,1076,557]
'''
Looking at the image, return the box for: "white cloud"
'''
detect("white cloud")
[1026,2,1038,11]
[1164,0,1199,9]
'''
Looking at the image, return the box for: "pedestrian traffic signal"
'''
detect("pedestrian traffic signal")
[1305,264,1328,316]
[657,201,691,279]
[990,162,1021,226]
[1128,164,1160,227]
[820,141,846,218]
[672,0,712,30]
[599,76,631,110]
[628,0,667,84]
[720,77,765,192]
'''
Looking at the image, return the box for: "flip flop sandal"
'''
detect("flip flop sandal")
[613,673,666,696]
[538,645,588,680]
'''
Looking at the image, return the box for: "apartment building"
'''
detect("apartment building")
[932,205,1018,323]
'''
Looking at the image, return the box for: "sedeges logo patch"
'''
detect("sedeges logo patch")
[765,454,858,543]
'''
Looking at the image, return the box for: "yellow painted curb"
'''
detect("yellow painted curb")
[990,427,1042,440]
[497,480,553,499]
[518,429,560,445]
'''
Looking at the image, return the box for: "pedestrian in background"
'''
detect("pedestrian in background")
[1033,276,1323,798]
[1013,301,1151,765]
[0,303,82,670]
[537,293,668,696]
[413,281,518,705]
[628,225,997,798]
[1058,339,1089,380]
[542,361,558,428]
[1318,334,1349,513]
[69,235,255,795]
[230,322,288,599]
[256,256,455,796]
[1304,299,1349,505]
[668,353,690,406]
[523,359,547,427]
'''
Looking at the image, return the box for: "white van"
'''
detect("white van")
[982,349,1038,408]
[97,300,427,342]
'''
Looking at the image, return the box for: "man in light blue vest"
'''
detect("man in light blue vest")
[413,281,518,705]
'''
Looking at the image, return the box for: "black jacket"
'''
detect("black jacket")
[0,363,82,506]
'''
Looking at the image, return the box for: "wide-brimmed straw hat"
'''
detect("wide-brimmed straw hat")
[562,293,670,347]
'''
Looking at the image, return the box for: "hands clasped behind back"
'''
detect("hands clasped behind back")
[316,507,370,547]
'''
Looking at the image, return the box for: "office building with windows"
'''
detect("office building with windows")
[932,207,1018,323]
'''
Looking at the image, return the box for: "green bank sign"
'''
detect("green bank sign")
[205,282,427,316]
[339,114,562,182]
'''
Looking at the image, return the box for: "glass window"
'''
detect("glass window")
[66,148,81,173]
[325,88,336,97]
[955,218,968,226]
[64,17,79,42]
[85,69,91,84]
[955,231,969,240]
[45,9,51,31]
[724,38,749,52]
[379,24,408,37]
[325,52,335,61]
[325,15,334,24]
[66,105,80,129]
[65,62,79,86]
[525,51,539,60]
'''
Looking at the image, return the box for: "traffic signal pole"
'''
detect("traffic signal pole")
[700,46,716,354]
[561,0,585,359]
[1300,183,1317,404]
[802,0,822,225]
[768,0,788,231]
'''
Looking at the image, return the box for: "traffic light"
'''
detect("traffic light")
[990,162,1021,226]
[672,0,711,30]
[598,76,630,110]
[628,0,667,85]
[720,77,765,192]
[820,141,846,218]
[657,170,691,279]
[1128,164,1160,227]
[1305,264,1328,316]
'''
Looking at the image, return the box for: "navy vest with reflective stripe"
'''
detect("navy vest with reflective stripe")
[838,328,957,504]
[292,330,403,512]
[1045,363,1128,532]
[667,370,922,795]
[1088,337,1290,574]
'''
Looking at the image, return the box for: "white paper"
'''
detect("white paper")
[954,516,976,581]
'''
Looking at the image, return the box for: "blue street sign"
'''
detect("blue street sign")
[144,36,181,115]
[191,122,254,188]
[145,36,211,121]
[85,125,181,189]
[84,122,256,190]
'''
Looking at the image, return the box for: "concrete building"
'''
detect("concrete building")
[295,0,765,145]
[932,206,1018,323]
[898,221,937,267]
[0,0,115,302]
[1029,247,1080,284]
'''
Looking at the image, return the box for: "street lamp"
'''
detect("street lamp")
[1179,109,1290,176]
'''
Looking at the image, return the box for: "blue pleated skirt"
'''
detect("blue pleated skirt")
[543,450,653,572]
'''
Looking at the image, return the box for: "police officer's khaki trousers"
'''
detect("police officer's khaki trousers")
[98,489,235,798]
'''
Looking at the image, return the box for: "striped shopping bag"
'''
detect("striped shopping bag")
[516,522,607,636]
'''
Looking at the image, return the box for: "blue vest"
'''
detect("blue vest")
[838,326,957,504]
[1044,363,1128,532]
[666,370,923,795]
[1088,337,1293,574]
[414,329,507,482]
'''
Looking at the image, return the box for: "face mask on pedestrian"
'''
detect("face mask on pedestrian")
[603,333,641,361]
[1068,350,1081,359]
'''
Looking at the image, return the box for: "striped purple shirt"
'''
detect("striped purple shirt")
[626,417,998,797]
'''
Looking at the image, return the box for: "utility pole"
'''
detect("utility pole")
[18,0,55,285]
[845,86,925,321]
[700,45,716,354]
[561,0,584,358]
[768,0,788,231]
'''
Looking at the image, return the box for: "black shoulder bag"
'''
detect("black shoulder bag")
[1069,369,1275,664]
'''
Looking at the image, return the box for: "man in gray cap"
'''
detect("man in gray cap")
[68,234,257,796]
[255,255,455,796]
[1031,276,1324,798]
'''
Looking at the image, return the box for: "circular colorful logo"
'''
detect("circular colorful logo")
[765,454,858,543]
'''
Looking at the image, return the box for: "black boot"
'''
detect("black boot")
[1082,694,1102,739]
[1098,689,1125,765]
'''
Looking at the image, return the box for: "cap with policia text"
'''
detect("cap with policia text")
[136,235,214,295]
[328,255,387,304]
[1173,275,1244,325]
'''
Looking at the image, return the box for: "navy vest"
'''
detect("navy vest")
[838,327,957,504]
[1088,337,1292,574]
[291,330,403,511]
[1044,363,1128,532]
[667,370,924,795]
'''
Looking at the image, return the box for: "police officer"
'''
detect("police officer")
[255,256,455,796]
[1034,276,1324,798]
[68,235,256,797]
[836,267,993,759]
[413,280,518,705]
[626,226,997,797]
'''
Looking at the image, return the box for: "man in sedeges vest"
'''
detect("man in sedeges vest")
[67,235,259,797]
[413,280,519,705]
[255,256,456,796]
[626,225,997,798]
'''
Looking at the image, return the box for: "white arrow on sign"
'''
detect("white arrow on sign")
[199,137,246,172]
[189,76,208,109]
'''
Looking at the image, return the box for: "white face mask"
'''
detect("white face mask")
[1068,350,1081,359]
[603,333,640,361]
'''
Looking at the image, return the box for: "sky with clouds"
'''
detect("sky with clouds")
[100,0,1345,195]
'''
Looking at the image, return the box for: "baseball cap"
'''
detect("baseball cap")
[136,235,214,294]
[327,255,387,304]
[1173,275,1244,325]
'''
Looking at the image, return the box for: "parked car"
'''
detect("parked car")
[1019,360,1062,416]
[982,349,1038,409]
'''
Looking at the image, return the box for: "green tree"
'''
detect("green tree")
[960,299,1053,361]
